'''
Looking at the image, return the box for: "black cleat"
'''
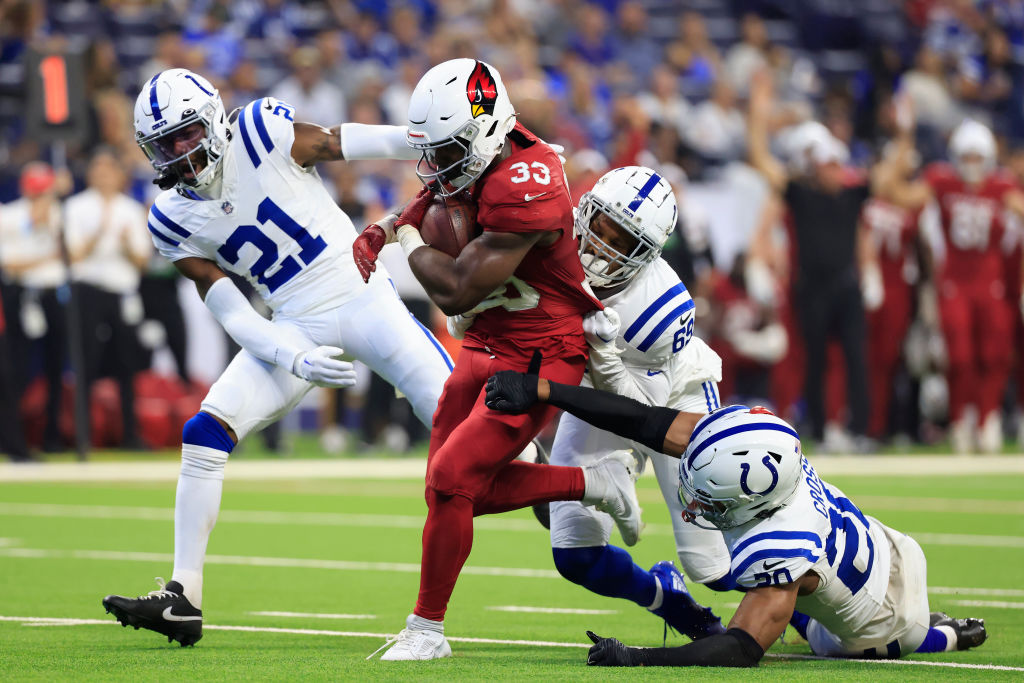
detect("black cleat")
[930,612,987,650]
[526,440,551,529]
[102,578,203,647]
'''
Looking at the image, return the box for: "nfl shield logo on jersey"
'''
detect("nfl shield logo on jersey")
[221,201,233,214]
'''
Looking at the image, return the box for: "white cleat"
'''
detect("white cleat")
[978,412,1002,454]
[582,450,644,546]
[370,616,452,661]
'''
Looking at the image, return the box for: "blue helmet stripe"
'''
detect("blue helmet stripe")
[147,222,179,247]
[148,73,162,121]
[687,421,799,470]
[636,298,694,352]
[150,204,191,238]
[623,282,687,341]
[252,99,275,154]
[237,105,262,168]
[626,172,661,212]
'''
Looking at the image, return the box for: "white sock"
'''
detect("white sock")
[408,613,444,633]
[935,624,958,651]
[171,445,228,609]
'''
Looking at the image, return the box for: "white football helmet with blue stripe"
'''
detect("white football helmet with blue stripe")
[678,405,803,529]
[577,166,678,287]
[133,69,229,192]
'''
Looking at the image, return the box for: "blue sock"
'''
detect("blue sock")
[915,627,951,653]
[182,412,235,452]
[789,610,810,640]
[552,545,657,606]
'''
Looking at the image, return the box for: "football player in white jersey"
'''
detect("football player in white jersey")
[485,379,989,666]
[531,166,731,639]
[101,68,455,646]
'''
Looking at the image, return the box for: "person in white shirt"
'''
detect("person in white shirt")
[65,148,152,448]
[0,163,67,451]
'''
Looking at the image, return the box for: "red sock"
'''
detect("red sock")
[473,461,585,516]
[414,489,474,622]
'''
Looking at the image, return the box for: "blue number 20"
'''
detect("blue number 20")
[218,197,327,293]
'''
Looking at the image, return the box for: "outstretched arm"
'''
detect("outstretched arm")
[291,122,420,167]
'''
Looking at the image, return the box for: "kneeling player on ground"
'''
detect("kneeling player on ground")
[486,377,988,666]
[542,166,730,640]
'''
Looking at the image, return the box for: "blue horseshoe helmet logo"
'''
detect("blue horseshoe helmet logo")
[739,455,779,496]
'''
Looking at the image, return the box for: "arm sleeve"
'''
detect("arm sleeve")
[546,381,680,454]
[203,277,306,372]
[632,628,764,667]
[339,123,420,161]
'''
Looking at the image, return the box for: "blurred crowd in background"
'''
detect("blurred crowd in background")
[2,0,1024,460]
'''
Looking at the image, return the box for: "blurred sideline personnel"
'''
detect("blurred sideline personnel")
[101,68,457,646]
[0,294,30,460]
[747,74,874,448]
[540,166,729,639]
[880,118,1024,453]
[354,59,642,660]
[0,163,67,451]
[65,148,152,448]
[484,381,989,666]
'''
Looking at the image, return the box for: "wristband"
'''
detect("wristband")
[397,224,426,257]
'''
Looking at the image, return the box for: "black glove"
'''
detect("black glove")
[586,631,641,666]
[485,350,542,413]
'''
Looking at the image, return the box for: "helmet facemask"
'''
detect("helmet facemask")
[413,120,495,197]
[136,98,226,191]
[576,192,661,288]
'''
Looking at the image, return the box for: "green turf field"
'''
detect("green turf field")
[1,458,1022,681]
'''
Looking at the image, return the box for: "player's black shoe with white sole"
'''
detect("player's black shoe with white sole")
[103,578,203,646]
[929,611,987,650]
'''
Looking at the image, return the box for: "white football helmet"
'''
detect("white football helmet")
[406,58,517,196]
[134,68,229,192]
[678,405,803,530]
[949,119,996,184]
[576,166,678,287]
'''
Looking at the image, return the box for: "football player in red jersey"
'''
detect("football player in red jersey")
[353,59,644,660]
[881,119,1024,452]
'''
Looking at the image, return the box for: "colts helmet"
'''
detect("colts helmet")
[134,69,229,191]
[406,58,517,196]
[678,405,803,530]
[949,119,996,185]
[577,166,678,287]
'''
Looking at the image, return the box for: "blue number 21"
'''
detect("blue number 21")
[218,197,327,293]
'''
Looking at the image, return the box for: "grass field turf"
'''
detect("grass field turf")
[1,456,1022,681]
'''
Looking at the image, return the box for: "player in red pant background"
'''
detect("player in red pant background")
[882,119,1024,452]
[353,58,643,660]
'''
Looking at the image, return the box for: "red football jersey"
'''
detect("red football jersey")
[466,123,601,361]
[923,162,1017,284]
[860,197,918,290]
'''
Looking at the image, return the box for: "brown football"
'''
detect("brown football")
[418,195,479,258]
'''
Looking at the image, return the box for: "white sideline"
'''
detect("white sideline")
[2,454,1023,482]
[486,606,618,615]
[4,503,1024,548]
[0,615,1020,672]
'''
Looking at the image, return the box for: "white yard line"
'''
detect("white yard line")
[5,503,1024,549]
[0,614,1019,671]
[2,455,1023,483]
[950,600,1024,609]
[930,586,1024,597]
[486,606,617,615]
[249,611,376,620]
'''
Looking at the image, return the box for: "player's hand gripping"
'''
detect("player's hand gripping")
[582,306,621,350]
[292,346,357,388]
[485,350,542,413]
[585,631,641,667]
[395,185,435,231]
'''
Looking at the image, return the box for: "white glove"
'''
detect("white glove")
[447,313,475,340]
[583,307,621,350]
[292,346,357,388]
